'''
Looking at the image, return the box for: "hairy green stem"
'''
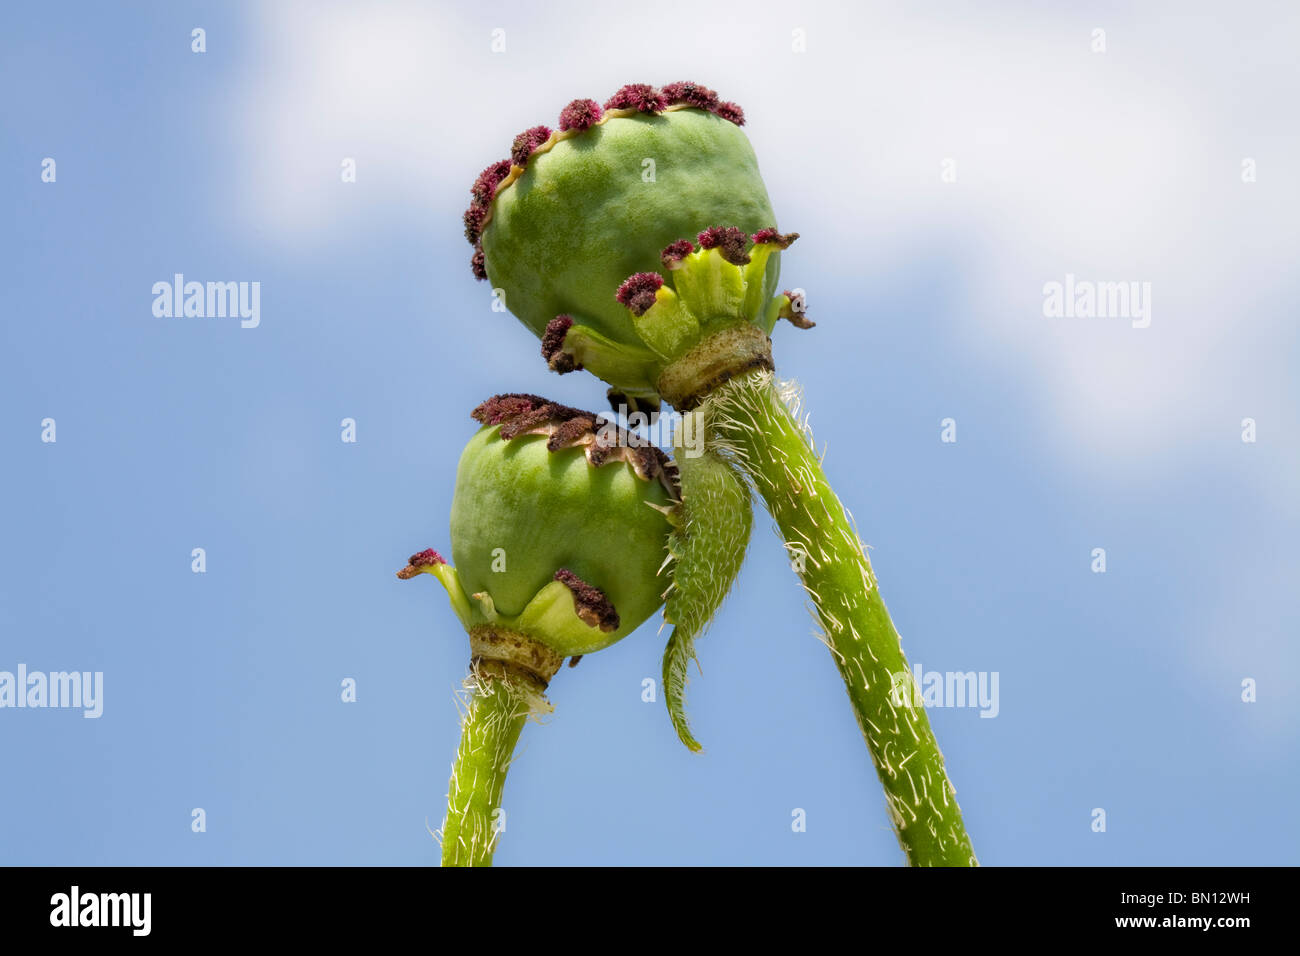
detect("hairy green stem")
[662,417,753,751]
[706,369,977,866]
[441,672,529,867]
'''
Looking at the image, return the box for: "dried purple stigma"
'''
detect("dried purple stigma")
[697,226,751,265]
[603,83,667,114]
[542,315,581,373]
[752,228,799,249]
[410,548,446,567]
[464,158,512,273]
[472,393,545,425]
[471,159,512,206]
[510,125,553,167]
[616,272,664,316]
[474,393,570,428]
[463,203,488,244]
[713,101,745,125]
[660,239,695,269]
[554,569,620,632]
[661,81,720,112]
[397,547,448,579]
[471,394,597,447]
[558,98,603,132]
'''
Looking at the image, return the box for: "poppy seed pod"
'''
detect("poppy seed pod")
[463,81,800,408]
[400,394,678,700]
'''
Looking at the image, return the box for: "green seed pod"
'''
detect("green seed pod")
[402,395,680,866]
[463,82,806,408]
[399,394,677,706]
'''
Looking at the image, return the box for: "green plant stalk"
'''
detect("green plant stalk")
[706,369,977,867]
[440,671,529,867]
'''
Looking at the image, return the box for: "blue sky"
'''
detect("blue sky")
[1,1,1296,865]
